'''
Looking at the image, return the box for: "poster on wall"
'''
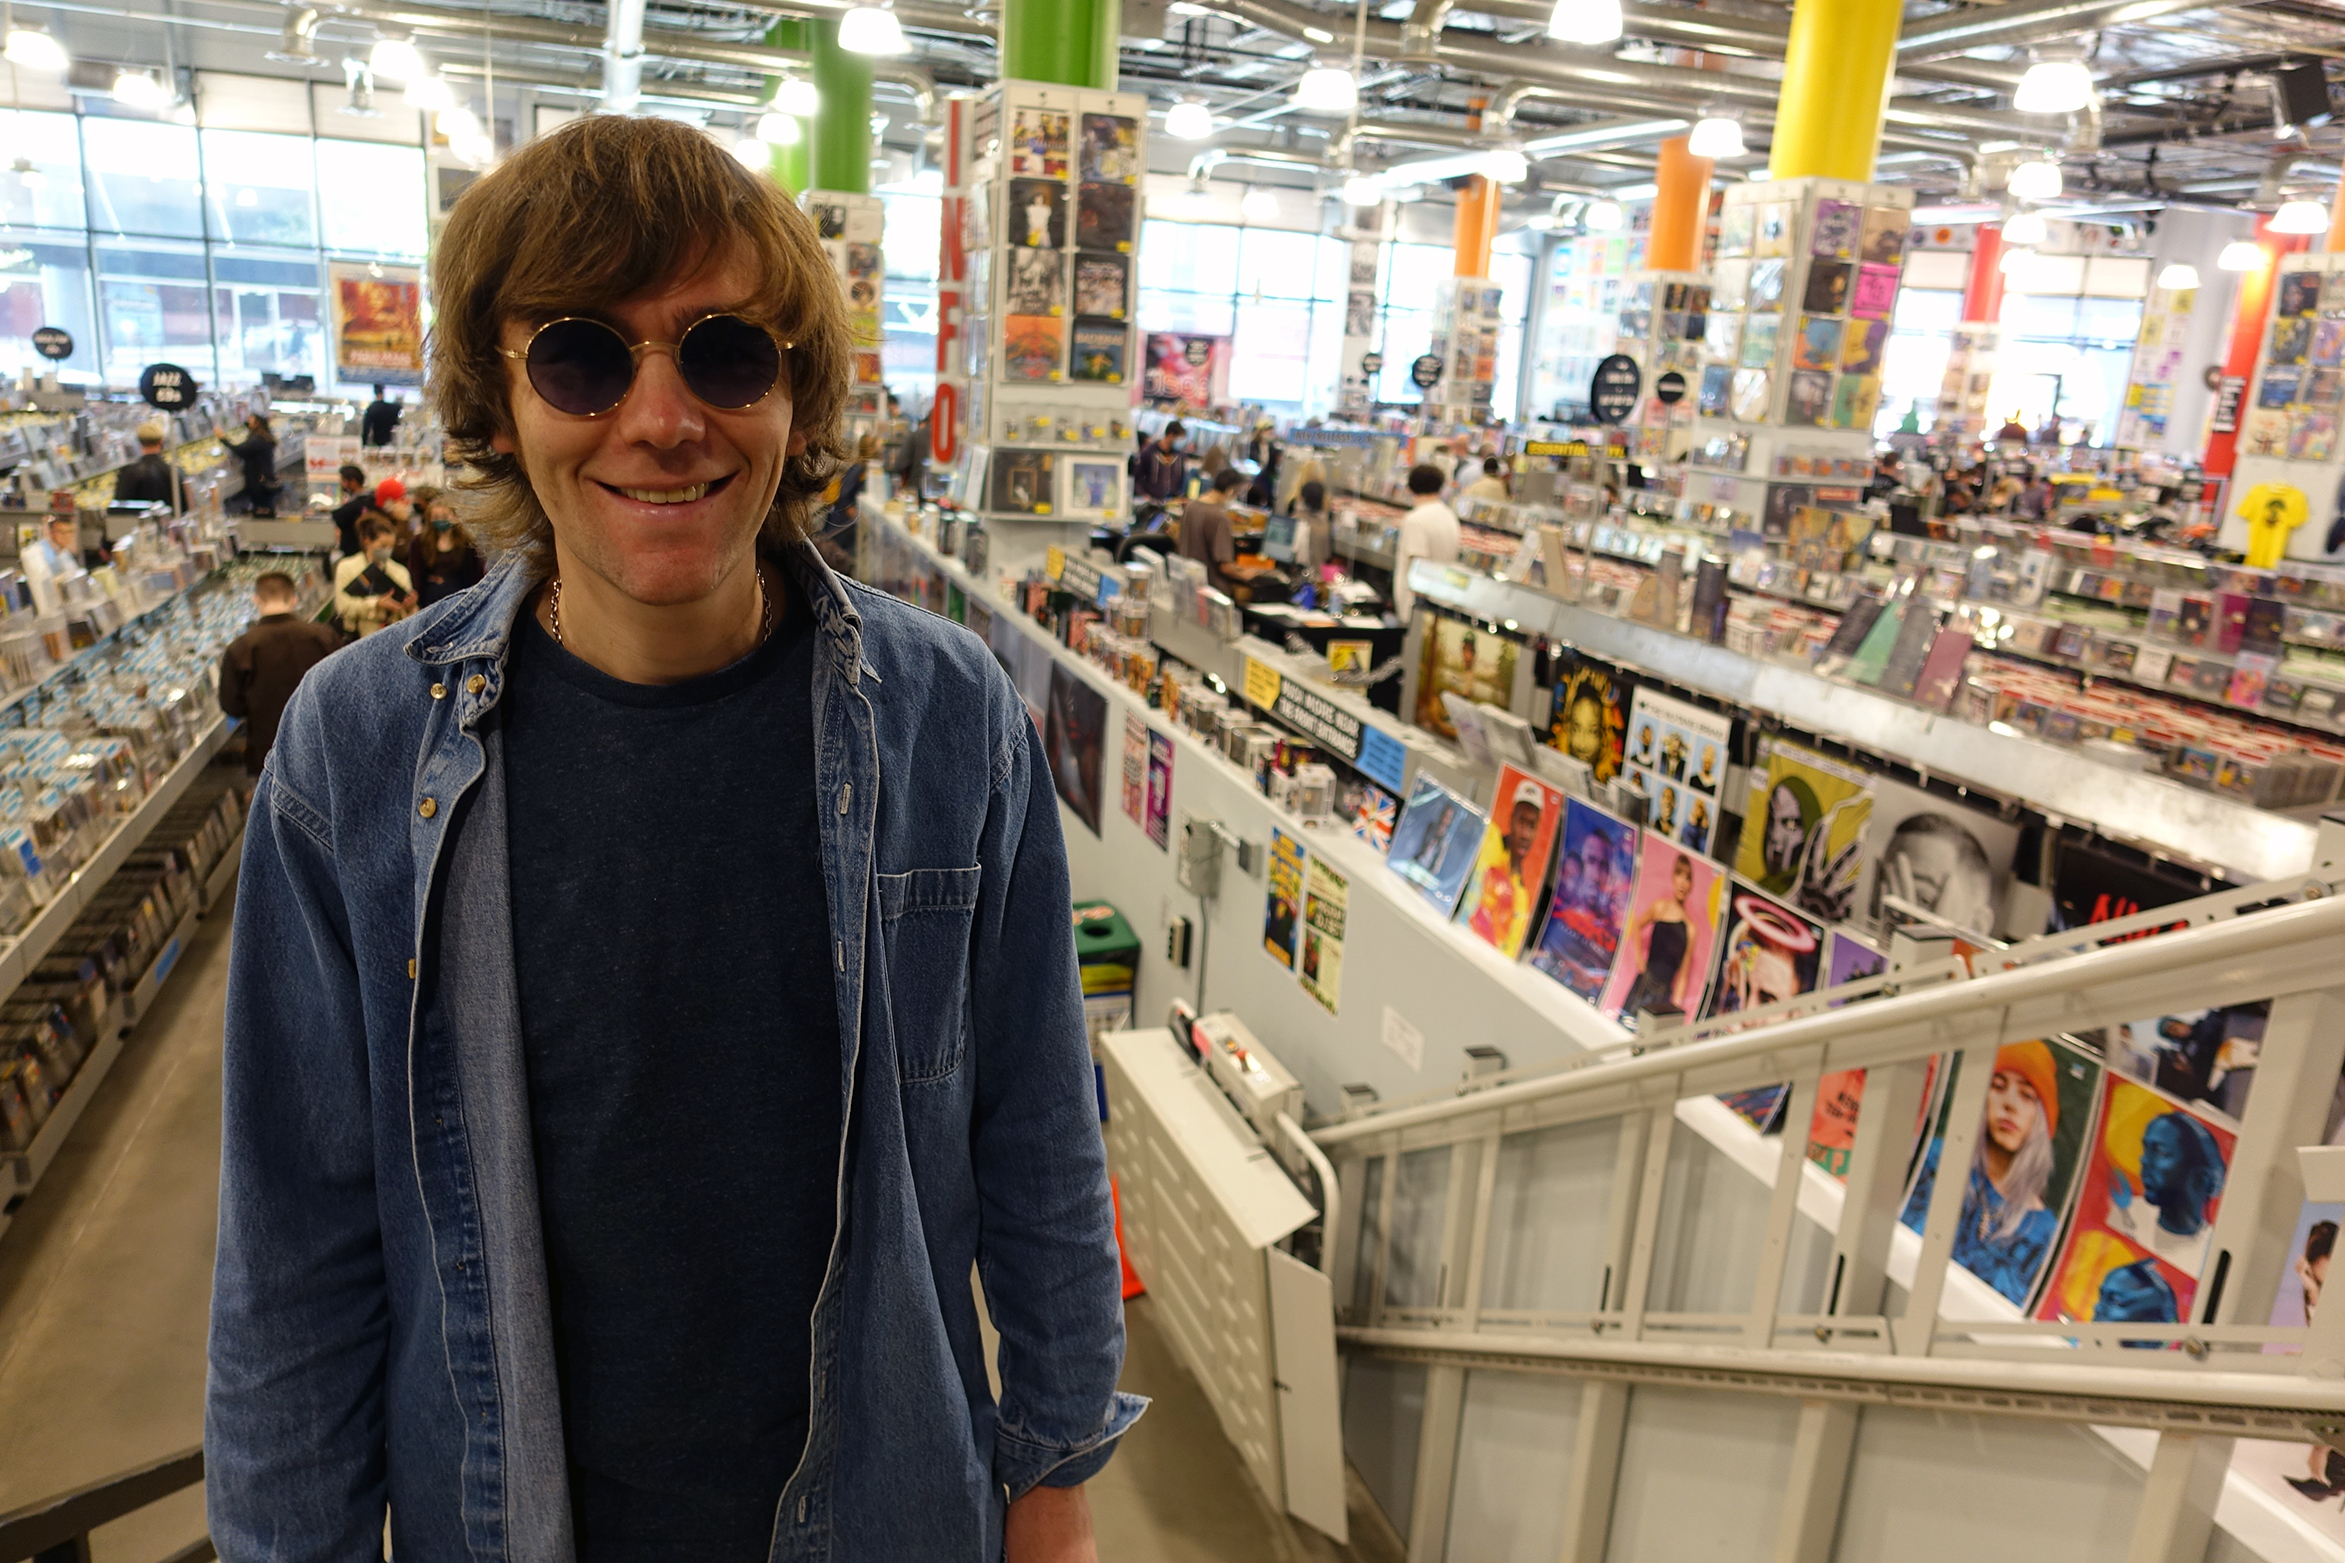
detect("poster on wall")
[1143,331,1229,406]
[1144,730,1173,850]
[1120,712,1147,829]
[1264,829,1306,971]
[1300,854,1348,1014]
[1043,664,1106,836]
[328,262,424,386]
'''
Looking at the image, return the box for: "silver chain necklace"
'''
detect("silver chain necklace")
[548,564,774,649]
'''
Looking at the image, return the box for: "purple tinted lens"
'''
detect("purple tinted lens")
[525,318,636,415]
[676,315,783,409]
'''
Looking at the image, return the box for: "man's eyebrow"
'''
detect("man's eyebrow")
[666,300,760,334]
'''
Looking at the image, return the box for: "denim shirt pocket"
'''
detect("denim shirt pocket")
[876,864,983,1084]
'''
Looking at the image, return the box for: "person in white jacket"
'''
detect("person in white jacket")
[1392,462,1460,620]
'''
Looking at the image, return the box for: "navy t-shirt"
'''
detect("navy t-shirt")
[505,572,840,1559]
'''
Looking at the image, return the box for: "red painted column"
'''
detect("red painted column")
[2204,215,2307,479]
[1962,223,2006,324]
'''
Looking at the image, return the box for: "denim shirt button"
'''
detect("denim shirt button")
[430,683,447,700]
[418,797,438,820]
[466,674,487,694]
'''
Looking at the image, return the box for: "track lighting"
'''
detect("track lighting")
[1479,147,1529,183]
[111,68,169,109]
[1341,171,1383,206]
[1584,198,1623,231]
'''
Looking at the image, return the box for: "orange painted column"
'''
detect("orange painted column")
[1645,136,1713,271]
[2204,215,2305,478]
[1962,223,2006,323]
[2327,179,2345,252]
[1453,177,1498,277]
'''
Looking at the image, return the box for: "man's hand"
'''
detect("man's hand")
[1005,1482,1098,1563]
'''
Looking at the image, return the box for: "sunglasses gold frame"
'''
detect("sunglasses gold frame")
[499,313,796,417]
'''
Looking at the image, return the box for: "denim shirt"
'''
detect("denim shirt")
[206,542,1144,1562]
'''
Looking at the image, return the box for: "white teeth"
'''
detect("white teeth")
[616,483,709,504]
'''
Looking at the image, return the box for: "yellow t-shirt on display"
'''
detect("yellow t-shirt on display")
[2236,481,2309,567]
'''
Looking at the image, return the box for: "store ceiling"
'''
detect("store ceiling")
[15,0,2341,221]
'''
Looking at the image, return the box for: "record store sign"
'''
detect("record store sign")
[1590,354,1641,425]
[139,362,198,410]
[31,326,72,360]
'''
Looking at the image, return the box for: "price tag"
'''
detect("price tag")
[1243,656,1282,710]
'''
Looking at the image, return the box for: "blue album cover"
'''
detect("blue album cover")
[1387,778,1488,917]
[1527,799,1641,1002]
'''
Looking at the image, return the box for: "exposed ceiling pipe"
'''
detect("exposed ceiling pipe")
[1187,146,1332,182]
[2255,149,2340,204]
[441,58,761,109]
[1400,0,1451,61]
[603,0,646,113]
[1467,0,1791,57]
[1895,0,2208,60]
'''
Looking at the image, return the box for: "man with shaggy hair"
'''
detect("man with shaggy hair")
[208,115,1138,1562]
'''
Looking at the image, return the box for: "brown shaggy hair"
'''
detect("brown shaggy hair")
[427,116,852,567]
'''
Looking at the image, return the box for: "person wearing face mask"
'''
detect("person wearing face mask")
[406,496,486,607]
[331,514,418,636]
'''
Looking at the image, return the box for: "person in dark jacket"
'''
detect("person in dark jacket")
[328,464,369,557]
[217,571,340,775]
[113,421,184,513]
[404,494,486,607]
[361,385,402,447]
[1134,421,1188,502]
[230,414,281,517]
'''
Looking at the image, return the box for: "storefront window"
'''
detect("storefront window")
[1996,282,2144,445]
[878,190,941,406]
[315,140,428,259]
[94,238,216,384]
[1880,287,1961,433]
[0,227,99,381]
[0,112,88,232]
[1136,217,1352,413]
[1373,243,1450,404]
[201,130,318,248]
[80,117,204,238]
[212,247,326,384]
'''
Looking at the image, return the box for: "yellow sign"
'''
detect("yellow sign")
[1243,656,1283,710]
[1327,640,1373,675]
[1045,545,1066,580]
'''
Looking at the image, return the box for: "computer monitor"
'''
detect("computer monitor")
[1261,513,1298,564]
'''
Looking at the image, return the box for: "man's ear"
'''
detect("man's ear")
[491,428,516,455]
[788,428,809,458]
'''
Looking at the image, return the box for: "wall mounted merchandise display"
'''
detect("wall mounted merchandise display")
[940,81,1147,525]
[2226,252,2345,565]
[803,191,889,425]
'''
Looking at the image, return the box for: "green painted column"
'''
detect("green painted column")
[762,18,811,194]
[1090,0,1122,89]
[810,19,873,194]
[1003,0,1095,87]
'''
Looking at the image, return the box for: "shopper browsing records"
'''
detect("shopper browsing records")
[361,383,403,447]
[330,515,416,635]
[113,421,184,513]
[1391,461,1462,619]
[328,463,370,556]
[230,414,281,517]
[1134,419,1188,501]
[217,571,340,776]
[371,475,415,536]
[1459,456,1509,505]
[1179,465,1246,593]
[209,115,1139,1563]
[1291,479,1332,571]
[26,511,81,580]
[405,493,485,607]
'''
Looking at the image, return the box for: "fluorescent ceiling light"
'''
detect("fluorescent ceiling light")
[1687,116,1743,158]
[1584,197,1623,231]
[1291,64,1356,113]
[368,35,424,83]
[1548,0,1623,44]
[2000,209,2048,246]
[2014,56,2094,115]
[2271,198,2329,235]
[2006,157,2062,201]
[733,137,770,169]
[2217,238,2262,271]
[1479,147,1528,183]
[404,73,453,112]
[1163,98,1213,140]
[1303,25,1335,40]
[757,111,801,145]
[111,68,168,109]
[1341,171,1382,206]
[774,76,818,116]
[838,3,907,54]
[1241,187,1278,221]
[2155,262,2200,290]
[3,26,67,72]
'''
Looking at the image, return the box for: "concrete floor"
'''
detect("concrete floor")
[0,909,1401,1563]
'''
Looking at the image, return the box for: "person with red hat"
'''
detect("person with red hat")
[372,476,415,537]
[1900,1039,2066,1306]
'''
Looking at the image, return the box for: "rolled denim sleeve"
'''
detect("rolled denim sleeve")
[206,726,392,1560]
[969,696,1145,1499]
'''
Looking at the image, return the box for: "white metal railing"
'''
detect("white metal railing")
[1311,844,2345,1563]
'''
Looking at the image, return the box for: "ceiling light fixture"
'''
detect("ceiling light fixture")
[2271,198,2329,234]
[757,111,802,145]
[1241,186,1277,221]
[1292,63,1357,113]
[1479,147,1529,183]
[111,68,169,109]
[838,2,907,54]
[404,73,453,112]
[367,34,423,83]
[1584,197,1623,231]
[1302,24,1335,41]
[733,137,769,169]
[2014,52,2095,115]
[1341,170,1382,207]
[774,76,818,117]
[2218,238,2264,271]
[437,104,482,144]
[1163,98,1213,140]
[2001,209,2049,246]
[2155,261,2201,290]
[1548,0,1622,44]
[3,24,67,72]
[1686,115,1743,159]
[1998,244,2035,276]
[2006,157,2062,202]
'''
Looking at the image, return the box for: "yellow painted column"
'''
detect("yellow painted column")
[1769,0,1903,182]
[1646,136,1712,271]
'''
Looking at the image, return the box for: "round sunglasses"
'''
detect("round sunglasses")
[500,313,792,417]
